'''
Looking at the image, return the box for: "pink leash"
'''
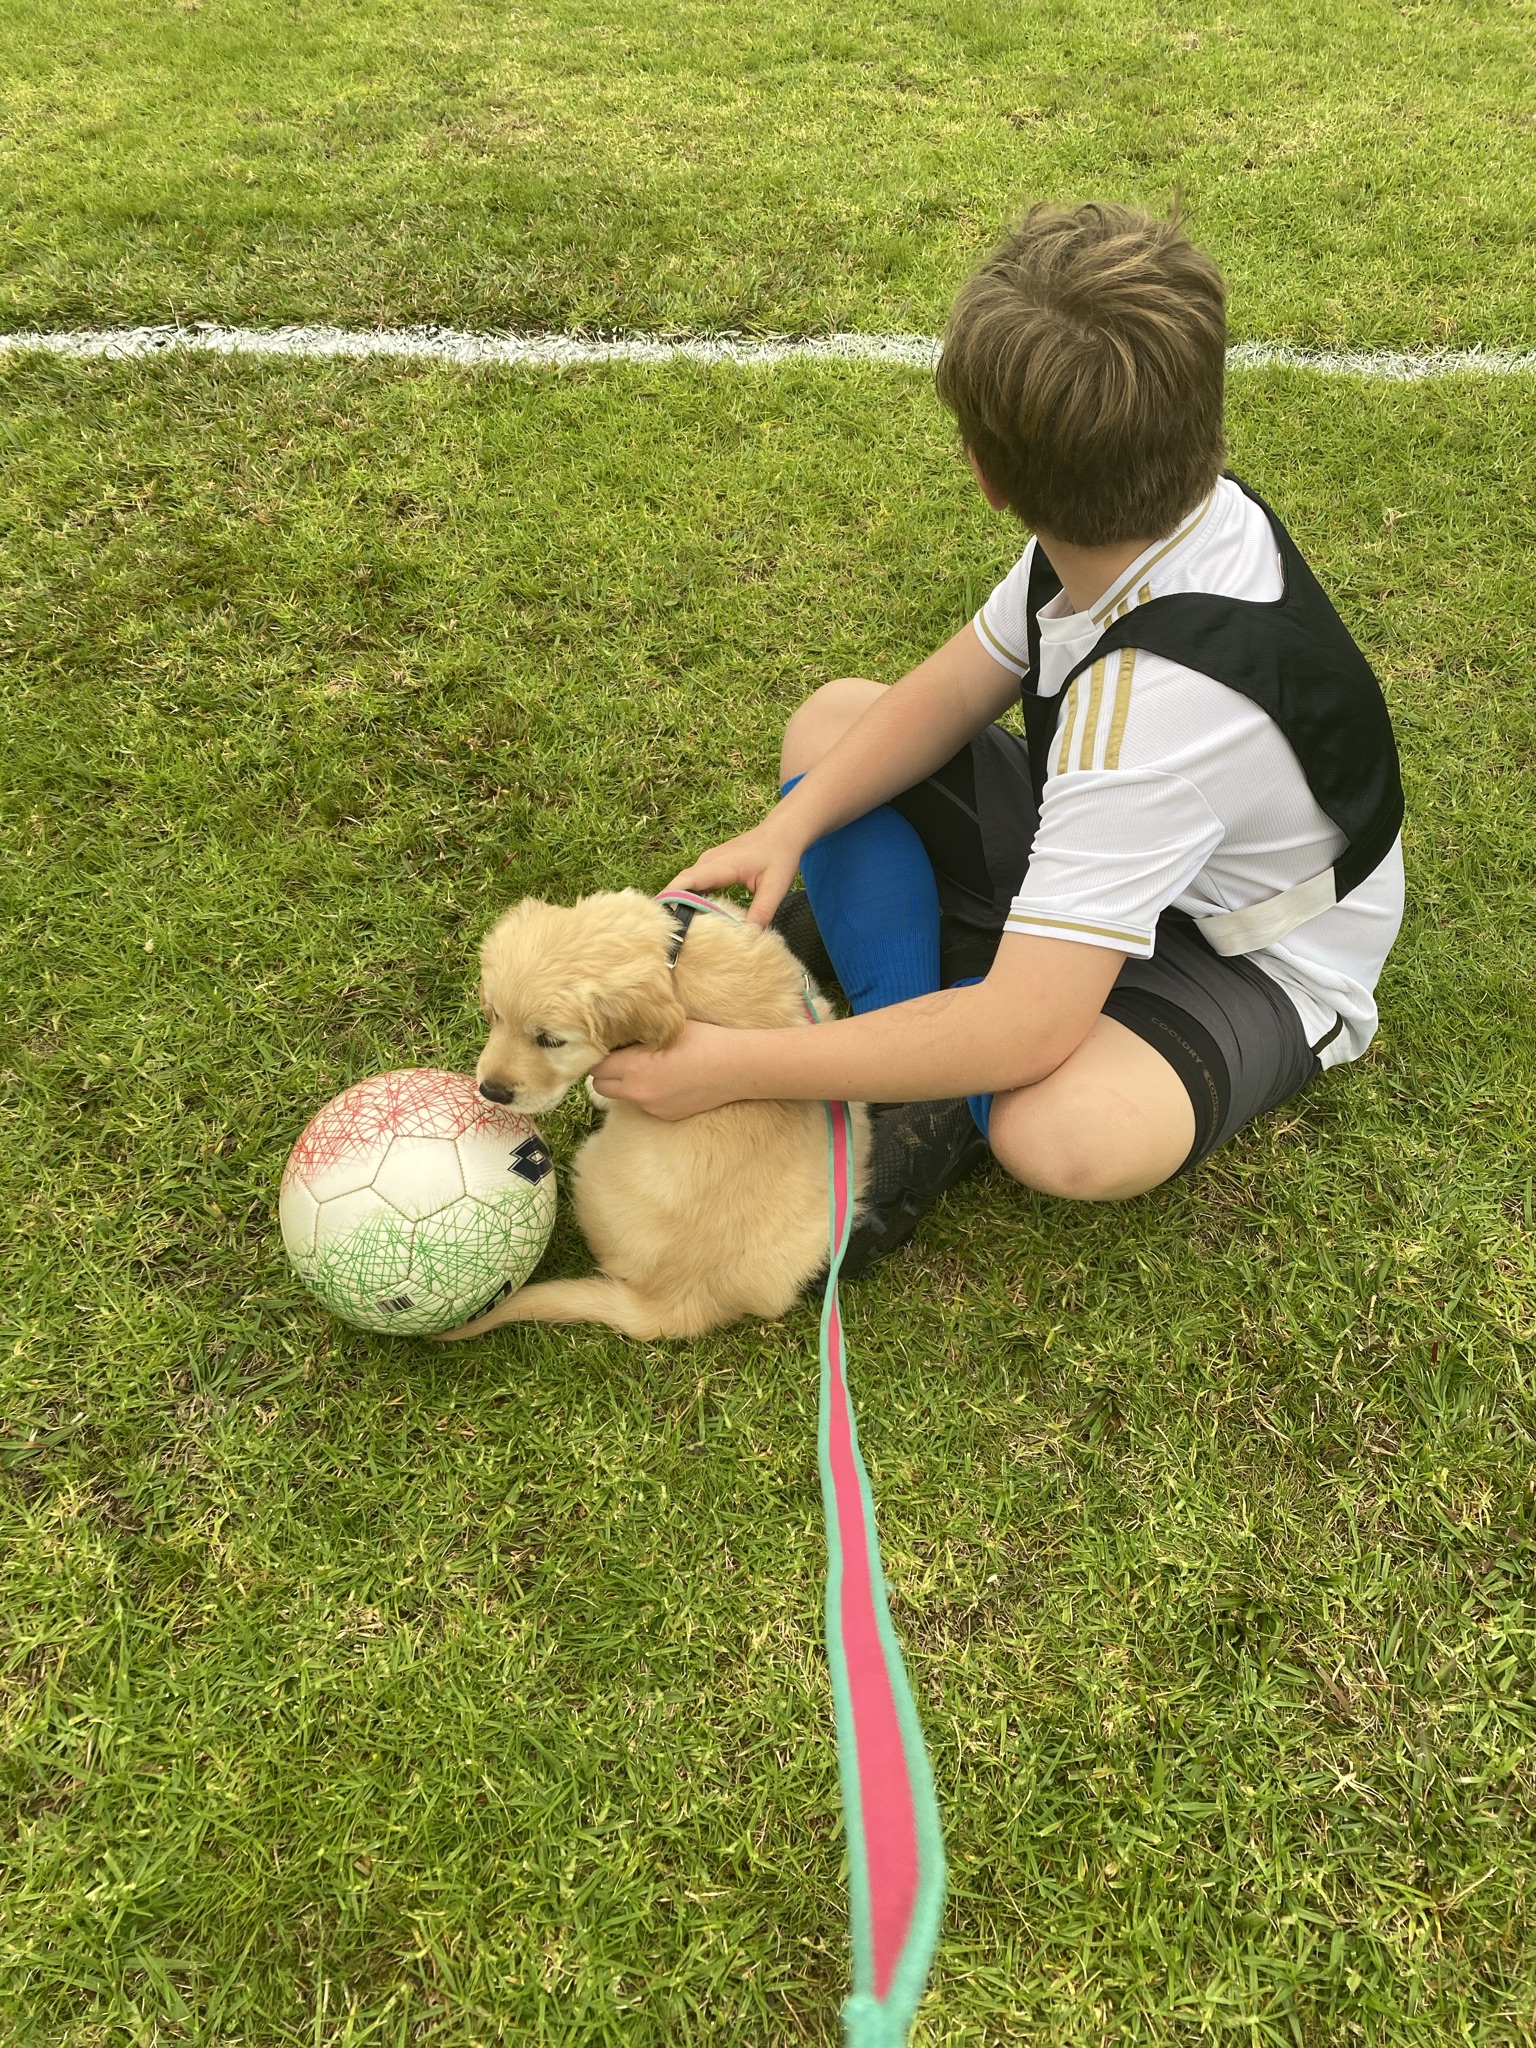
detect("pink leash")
[660,892,945,2045]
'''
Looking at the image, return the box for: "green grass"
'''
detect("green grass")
[4,0,1536,2033]
[2,350,1534,2042]
[3,0,1535,342]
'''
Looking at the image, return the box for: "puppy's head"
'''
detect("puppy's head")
[474,890,687,1114]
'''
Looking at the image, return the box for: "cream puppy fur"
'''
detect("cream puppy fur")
[439,890,870,1341]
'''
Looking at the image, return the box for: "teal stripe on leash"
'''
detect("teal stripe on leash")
[658,891,946,2042]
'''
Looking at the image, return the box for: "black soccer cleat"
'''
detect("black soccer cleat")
[837,1097,990,1279]
[769,888,844,1003]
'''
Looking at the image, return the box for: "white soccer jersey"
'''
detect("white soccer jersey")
[973,477,1405,1067]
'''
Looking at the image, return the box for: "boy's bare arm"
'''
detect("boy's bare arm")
[671,623,1019,923]
[592,931,1124,1117]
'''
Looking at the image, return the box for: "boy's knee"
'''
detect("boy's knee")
[990,1126,1126,1202]
[780,677,886,783]
[987,1090,1149,1202]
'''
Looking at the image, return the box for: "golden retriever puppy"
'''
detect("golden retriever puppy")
[438,890,869,1341]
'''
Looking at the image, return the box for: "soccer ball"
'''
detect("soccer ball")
[279,1069,557,1336]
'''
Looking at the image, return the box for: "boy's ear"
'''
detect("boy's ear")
[578,972,687,1053]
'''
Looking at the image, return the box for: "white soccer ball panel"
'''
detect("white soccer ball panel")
[372,1133,466,1220]
[278,1179,320,1264]
[313,1184,411,1264]
[302,1147,386,1203]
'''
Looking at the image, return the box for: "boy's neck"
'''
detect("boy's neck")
[1034,528,1158,617]
[963,455,1160,615]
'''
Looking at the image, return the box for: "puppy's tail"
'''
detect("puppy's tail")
[436,1276,667,1342]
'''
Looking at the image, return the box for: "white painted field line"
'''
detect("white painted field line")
[1226,341,1536,379]
[2,324,1535,378]
[0,325,943,370]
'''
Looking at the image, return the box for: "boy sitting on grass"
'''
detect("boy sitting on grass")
[593,203,1406,1274]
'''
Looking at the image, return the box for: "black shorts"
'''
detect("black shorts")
[889,725,1327,1172]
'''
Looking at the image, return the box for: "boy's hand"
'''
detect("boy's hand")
[668,817,804,927]
[591,1022,738,1118]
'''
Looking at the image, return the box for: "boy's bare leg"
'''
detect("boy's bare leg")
[987,1024,1194,1199]
[780,676,888,781]
[780,677,1197,1200]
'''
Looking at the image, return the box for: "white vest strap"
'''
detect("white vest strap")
[1195,866,1338,958]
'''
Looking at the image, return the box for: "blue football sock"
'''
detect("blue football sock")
[785,778,994,1143]
[785,774,941,1015]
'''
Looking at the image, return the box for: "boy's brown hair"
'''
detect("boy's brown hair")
[935,202,1227,548]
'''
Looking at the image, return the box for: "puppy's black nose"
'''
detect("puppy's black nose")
[478,1079,516,1105]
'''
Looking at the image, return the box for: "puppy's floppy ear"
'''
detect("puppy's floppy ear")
[577,970,687,1052]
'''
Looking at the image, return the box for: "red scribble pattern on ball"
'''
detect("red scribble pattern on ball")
[282,1069,527,1188]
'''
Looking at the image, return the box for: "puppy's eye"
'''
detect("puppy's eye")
[534,1031,566,1050]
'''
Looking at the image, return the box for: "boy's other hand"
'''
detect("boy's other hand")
[669,819,803,926]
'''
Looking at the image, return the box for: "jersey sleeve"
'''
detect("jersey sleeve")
[971,540,1035,677]
[1004,642,1227,956]
[1006,767,1225,956]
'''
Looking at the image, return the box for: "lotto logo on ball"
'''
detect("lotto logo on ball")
[279,1069,557,1336]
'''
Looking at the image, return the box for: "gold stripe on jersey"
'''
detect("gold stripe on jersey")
[974,608,1027,671]
[1092,494,1215,625]
[1103,649,1136,771]
[1047,650,1134,774]
[1054,676,1083,775]
[1005,908,1145,945]
[1076,656,1109,771]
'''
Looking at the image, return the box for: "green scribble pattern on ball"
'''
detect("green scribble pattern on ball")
[413,1197,549,1304]
[309,1209,429,1333]
[279,1070,557,1336]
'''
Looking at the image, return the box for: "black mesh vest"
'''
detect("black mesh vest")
[1016,478,1404,948]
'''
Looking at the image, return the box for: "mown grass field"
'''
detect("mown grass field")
[3,5,1535,2045]
[4,0,1535,342]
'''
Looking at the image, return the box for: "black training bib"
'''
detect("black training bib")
[1017,477,1404,910]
